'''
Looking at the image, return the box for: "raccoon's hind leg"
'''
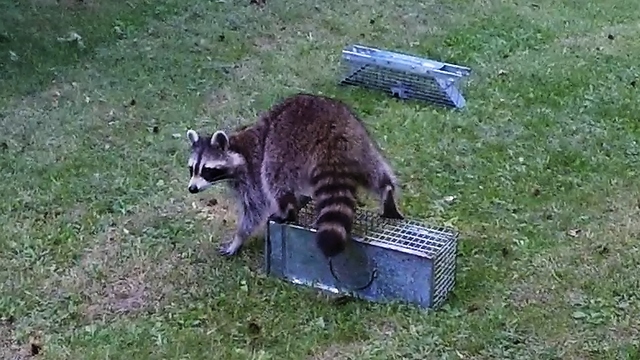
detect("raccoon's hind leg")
[267,191,300,224]
[373,172,404,220]
[261,166,304,224]
[268,194,311,224]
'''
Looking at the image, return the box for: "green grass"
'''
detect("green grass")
[1,0,639,358]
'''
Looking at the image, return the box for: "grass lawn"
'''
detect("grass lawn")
[1,0,639,358]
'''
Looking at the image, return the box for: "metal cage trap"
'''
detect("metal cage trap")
[339,44,472,109]
[264,201,459,310]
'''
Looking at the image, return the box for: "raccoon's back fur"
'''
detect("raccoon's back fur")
[186,93,404,258]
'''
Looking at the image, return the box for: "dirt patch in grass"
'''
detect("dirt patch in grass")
[507,188,640,355]
[307,320,399,360]
[201,87,255,130]
[253,35,279,52]
[204,87,233,113]
[59,225,175,320]
[43,193,239,321]
[509,281,555,310]
[307,342,367,360]
[30,0,99,10]
[0,321,42,360]
[559,21,640,55]
[232,59,262,82]
[0,321,22,360]
[192,194,237,224]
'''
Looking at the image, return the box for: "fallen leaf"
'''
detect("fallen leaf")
[57,31,85,48]
[444,217,458,228]
[567,229,582,237]
[443,195,457,204]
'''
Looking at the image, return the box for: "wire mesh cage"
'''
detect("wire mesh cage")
[265,201,459,310]
[339,44,472,109]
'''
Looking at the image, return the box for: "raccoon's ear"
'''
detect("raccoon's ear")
[211,130,229,150]
[186,129,199,145]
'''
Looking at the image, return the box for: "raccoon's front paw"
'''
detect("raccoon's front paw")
[218,239,243,257]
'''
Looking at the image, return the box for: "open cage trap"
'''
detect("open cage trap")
[264,201,459,310]
[339,44,472,109]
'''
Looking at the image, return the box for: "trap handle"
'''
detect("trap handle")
[328,257,377,292]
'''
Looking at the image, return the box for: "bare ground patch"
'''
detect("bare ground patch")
[29,0,99,10]
[196,58,269,130]
[478,20,640,81]
[0,321,23,360]
[203,87,234,113]
[253,34,279,52]
[0,321,42,360]
[506,189,640,355]
[307,342,368,360]
[307,320,399,359]
[559,21,640,55]
[232,58,263,83]
[47,221,176,321]
[43,192,240,321]
[509,280,555,310]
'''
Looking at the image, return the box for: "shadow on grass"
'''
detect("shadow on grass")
[0,0,182,98]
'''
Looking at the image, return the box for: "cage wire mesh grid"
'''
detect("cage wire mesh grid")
[289,201,459,309]
[339,44,471,109]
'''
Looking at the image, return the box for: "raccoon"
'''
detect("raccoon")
[185,93,404,258]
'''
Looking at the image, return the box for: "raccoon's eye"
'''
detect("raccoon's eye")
[201,167,227,181]
[188,166,194,177]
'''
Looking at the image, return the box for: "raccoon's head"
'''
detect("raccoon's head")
[185,129,245,194]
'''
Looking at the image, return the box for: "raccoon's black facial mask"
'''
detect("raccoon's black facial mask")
[200,166,233,182]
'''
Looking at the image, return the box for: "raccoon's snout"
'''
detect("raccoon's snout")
[188,176,210,194]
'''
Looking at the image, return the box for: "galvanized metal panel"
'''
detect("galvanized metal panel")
[264,203,459,310]
[339,44,471,109]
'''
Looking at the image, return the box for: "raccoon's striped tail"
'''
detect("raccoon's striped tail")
[311,167,358,258]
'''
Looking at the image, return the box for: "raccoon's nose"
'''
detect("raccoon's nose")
[188,185,199,194]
